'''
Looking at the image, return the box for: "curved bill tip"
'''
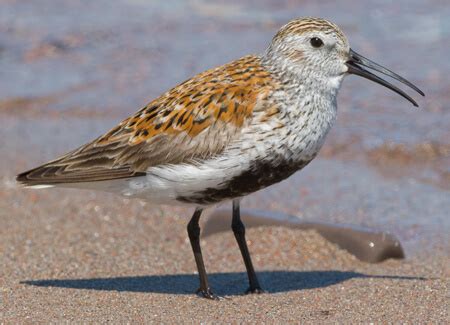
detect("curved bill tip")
[347,49,424,107]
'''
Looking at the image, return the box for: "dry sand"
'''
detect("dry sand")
[1,188,448,323]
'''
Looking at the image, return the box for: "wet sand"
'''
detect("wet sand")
[1,0,449,322]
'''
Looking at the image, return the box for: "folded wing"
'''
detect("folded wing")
[17,56,276,186]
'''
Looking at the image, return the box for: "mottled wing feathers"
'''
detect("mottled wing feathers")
[98,55,273,144]
[17,56,277,186]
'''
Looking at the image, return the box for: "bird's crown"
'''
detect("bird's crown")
[272,17,347,45]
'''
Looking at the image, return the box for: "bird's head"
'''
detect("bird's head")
[265,17,424,106]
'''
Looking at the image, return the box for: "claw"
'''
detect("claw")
[196,287,220,300]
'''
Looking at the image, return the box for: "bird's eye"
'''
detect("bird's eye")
[310,37,324,48]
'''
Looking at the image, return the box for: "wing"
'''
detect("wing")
[17,56,278,186]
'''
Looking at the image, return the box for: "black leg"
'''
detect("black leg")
[231,200,264,294]
[187,208,218,300]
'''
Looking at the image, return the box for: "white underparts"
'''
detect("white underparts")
[26,184,55,189]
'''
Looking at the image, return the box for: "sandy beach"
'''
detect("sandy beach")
[1,0,449,323]
[1,187,448,322]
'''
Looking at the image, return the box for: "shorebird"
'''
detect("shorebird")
[17,18,423,299]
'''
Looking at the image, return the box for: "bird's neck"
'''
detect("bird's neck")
[260,53,344,102]
[258,54,342,162]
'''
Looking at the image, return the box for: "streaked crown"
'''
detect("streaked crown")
[272,18,347,46]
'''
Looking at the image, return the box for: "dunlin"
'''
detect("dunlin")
[17,18,424,299]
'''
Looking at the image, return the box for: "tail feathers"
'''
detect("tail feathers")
[16,163,145,187]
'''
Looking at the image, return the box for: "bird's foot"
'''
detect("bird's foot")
[196,287,220,300]
[245,286,266,294]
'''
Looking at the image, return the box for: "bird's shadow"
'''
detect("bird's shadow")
[21,271,425,296]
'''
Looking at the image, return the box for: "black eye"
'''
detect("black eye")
[310,37,324,48]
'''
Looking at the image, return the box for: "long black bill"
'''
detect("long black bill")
[346,49,424,107]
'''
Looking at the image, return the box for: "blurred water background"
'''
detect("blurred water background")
[1,0,449,256]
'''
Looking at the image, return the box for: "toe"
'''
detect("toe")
[245,287,266,294]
